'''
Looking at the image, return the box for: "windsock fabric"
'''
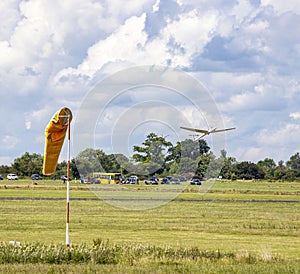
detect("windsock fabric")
[42,107,72,176]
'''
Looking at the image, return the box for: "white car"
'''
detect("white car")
[7,174,18,180]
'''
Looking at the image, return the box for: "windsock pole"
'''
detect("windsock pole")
[66,115,71,248]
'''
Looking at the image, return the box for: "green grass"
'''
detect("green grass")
[1,240,299,273]
[0,180,299,273]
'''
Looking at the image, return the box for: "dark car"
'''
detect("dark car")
[161,177,170,184]
[31,174,42,180]
[0,175,3,180]
[190,179,202,185]
[179,176,186,182]
[144,176,159,185]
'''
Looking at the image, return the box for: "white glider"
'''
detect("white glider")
[180,126,236,140]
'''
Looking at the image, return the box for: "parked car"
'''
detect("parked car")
[130,175,139,184]
[124,176,139,184]
[161,177,170,184]
[179,176,186,182]
[0,175,3,180]
[190,179,202,185]
[170,177,180,184]
[30,174,42,180]
[7,174,18,180]
[144,176,159,185]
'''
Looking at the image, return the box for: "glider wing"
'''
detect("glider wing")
[180,126,209,134]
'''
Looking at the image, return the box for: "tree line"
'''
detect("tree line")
[1,133,300,181]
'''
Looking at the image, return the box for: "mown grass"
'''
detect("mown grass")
[0,180,299,273]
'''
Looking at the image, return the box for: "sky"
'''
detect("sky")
[1,0,300,166]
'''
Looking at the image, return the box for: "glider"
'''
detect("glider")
[180,126,236,140]
[42,107,72,176]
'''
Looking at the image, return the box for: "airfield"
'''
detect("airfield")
[0,179,299,273]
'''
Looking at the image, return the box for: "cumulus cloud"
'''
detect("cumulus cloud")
[290,112,300,120]
[261,0,300,14]
[232,123,300,163]
[220,83,286,112]
[0,0,300,165]
[247,124,300,162]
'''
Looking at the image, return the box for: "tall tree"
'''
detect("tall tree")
[74,148,105,175]
[132,133,173,175]
[257,158,276,180]
[12,152,43,176]
[169,139,210,163]
[233,161,265,180]
[286,152,300,179]
[219,156,237,179]
[286,152,300,170]
[274,160,287,180]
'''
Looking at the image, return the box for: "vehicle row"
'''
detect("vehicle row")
[144,176,202,185]
[0,174,66,181]
[0,173,202,185]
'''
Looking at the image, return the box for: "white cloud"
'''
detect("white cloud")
[232,123,300,163]
[258,124,300,147]
[55,13,149,80]
[221,83,285,112]
[261,0,300,14]
[237,147,263,163]
[231,0,255,24]
[290,112,300,120]
[162,9,219,57]
[0,0,300,165]
[1,135,19,150]
[152,0,160,12]
[0,0,21,40]
[55,7,221,83]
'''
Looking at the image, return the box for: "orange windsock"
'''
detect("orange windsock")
[42,107,72,176]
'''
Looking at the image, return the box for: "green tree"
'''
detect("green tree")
[257,158,276,180]
[55,161,67,178]
[273,160,287,180]
[0,165,12,176]
[286,152,300,170]
[233,161,265,180]
[286,152,300,178]
[74,148,130,176]
[171,157,198,175]
[103,153,129,173]
[71,158,80,179]
[132,133,173,175]
[171,139,210,161]
[196,152,219,178]
[74,148,105,175]
[12,152,43,177]
[220,155,237,179]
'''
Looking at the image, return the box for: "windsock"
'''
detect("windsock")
[42,107,72,176]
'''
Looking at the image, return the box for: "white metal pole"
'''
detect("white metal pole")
[66,115,71,248]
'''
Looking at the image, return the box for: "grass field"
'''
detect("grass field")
[0,179,299,273]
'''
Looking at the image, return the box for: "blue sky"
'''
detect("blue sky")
[1,0,300,166]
